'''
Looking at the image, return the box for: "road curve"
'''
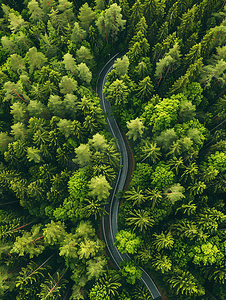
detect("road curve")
[96,53,162,300]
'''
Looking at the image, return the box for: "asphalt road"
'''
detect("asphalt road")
[96,53,162,300]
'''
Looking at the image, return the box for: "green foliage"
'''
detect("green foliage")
[126,117,145,141]
[120,260,142,285]
[151,163,175,189]
[114,230,142,254]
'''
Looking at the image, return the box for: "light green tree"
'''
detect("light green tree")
[165,183,185,204]
[152,231,174,251]
[26,47,47,74]
[114,230,142,254]
[59,76,78,94]
[28,0,45,23]
[73,143,92,167]
[43,221,66,245]
[78,3,95,31]
[71,21,87,43]
[10,123,27,140]
[8,54,26,74]
[152,255,172,273]
[76,46,93,66]
[63,52,77,75]
[77,63,92,84]
[120,260,142,285]
[27,147,42,163]
[88,175,112,201]
[126,117,145,141]
[57,119,74,139]
[27,100,48,118]
[8,12,27,33]
[63,94,78,118]
[47,95,65,117]
[10,102,27,123]
[126,209,154,232]
[86,256,107,280]
[113,55,129,77]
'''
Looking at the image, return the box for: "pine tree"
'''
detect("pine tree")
[71,21,87,43]
[28,0,45,23]
[78,3,95,31]
[169,58,204,95]
[8,12,27,33]
[76,46,93,66]
[77,63,92,84]
[126,117,145,141]
[59,76,78,94]
[26,47,47,74]
[113,55,130,77]
[11,123,27,140]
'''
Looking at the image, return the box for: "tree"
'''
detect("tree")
[76,46,93,66]
[175,201,197,216]
[4,81,28,104]
[88,175,112,201]
[10,224,45,258]
[28,0,45,23]
[8,54,26,74]
[40,0,57,15]
[200,59,226,89]
[8,12,27,33]
[83,198,108,220]
[94,0,105,11]
[10,102,27,123]
[47,95,65,118]
[57,119,74,139]
[168,270,205,296]
[151,163,175,189]
[140,140,161,163]
[86,256,107,280]
[27,147,42,163]
[89,282,111,300]
[77,63,92,84]
[104,79,129,106]
[1,36,17,54]
[38,270,68,300]
[59,76,78,94]
[27,100,48,118]
[0,132,13,153]
[26,47,47,74]
[152,231,174,251]
[78,3,95,31]
[150,96,180,132]
[126,117,145,141]
[62,52,77,75]
[189,181,206,195]
[113,55,130,77]
[71,21,87,43]
[126,209,154,232]
[168,157,185,175]
[73,144,92,167]
[146,187,162,209]
[114,230,142,254]
[152,255,172,273]
[181,162,199,182]
[120,260,142,285]
[124,187,147,206]
[136,76,154,99]
[104,3,126,43]
[156,128,178,152]
[63,93,78,119]
[165,183,185,204]
[11,122,27,140]
[43,220,66,245]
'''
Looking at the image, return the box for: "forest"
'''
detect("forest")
[0,0,226,299]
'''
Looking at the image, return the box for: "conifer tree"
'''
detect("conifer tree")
[77,63,92,84]
[28,0,45,23]
[78,3,95,31]
[71,21,87,43]
[113,55,130,77]
[26,47,47,74]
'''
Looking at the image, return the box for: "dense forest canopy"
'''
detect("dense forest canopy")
[0,0,226,299]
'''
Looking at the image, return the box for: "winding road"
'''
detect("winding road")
[96,53,162,300]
